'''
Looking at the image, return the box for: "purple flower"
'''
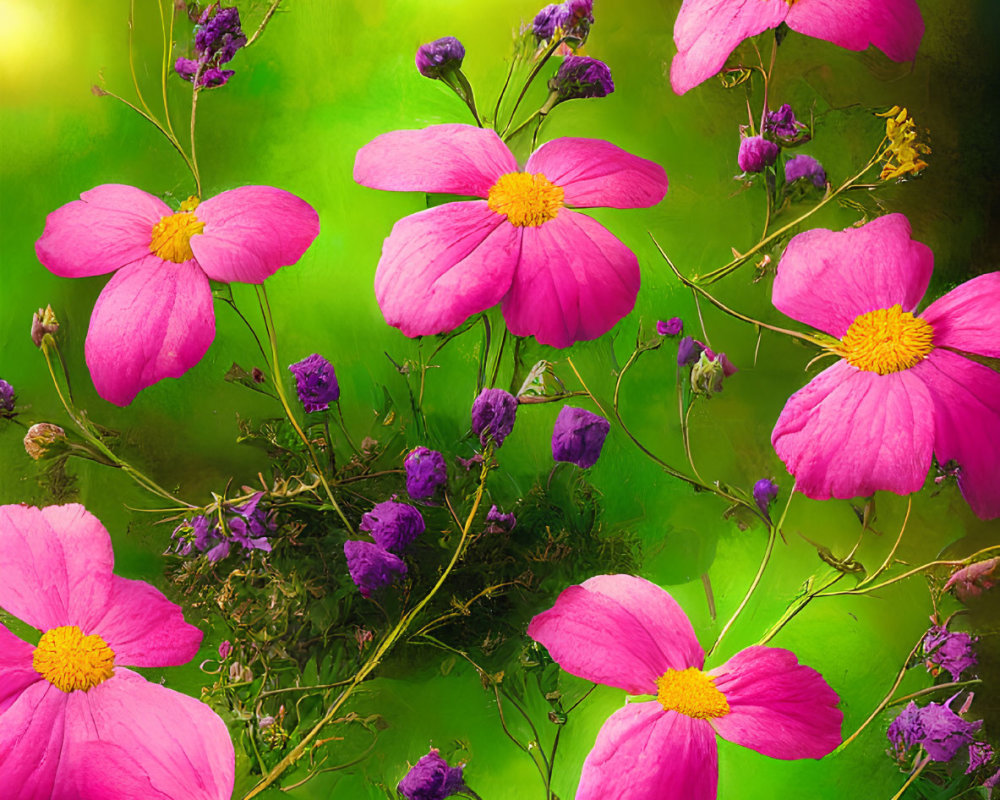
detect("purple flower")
[656,317,683,336]
[888,698,983,763]
[344,540,408,598]
[405,447,448,499]
[533,4,562,39]
[0,379,15,416]
[968,741,994,774]
[763,104,800,139]
[471,388,518,448]
[549,56,614,101]
[677,336,705,367]
[200,67,235,88]
[738,136,779,173]
[175,5,246,87]
[360,500,425,553]
[532,0,593,41]
[171,495,275,560]
[218,640,233,660]
[985,766,1000,793]
[485,505,516,533]
[397,749,466,800]
[228,493,276,554]
[415,36,466,78]
[753,479,780,520]
[289,353,340,413]
[174,57,199,82]
[923,626,978,681]
[785,154,827,188]
[552,406,610,469]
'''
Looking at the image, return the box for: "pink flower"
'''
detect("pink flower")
[0,504,234,799]
[945,558,1000,602]
[35,185,320,405]
[528,574,842,800]
[670,0,924,95]
[770,214,1000,519]
[353,124,668,348]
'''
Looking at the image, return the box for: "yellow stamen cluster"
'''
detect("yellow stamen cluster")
[655,667,731,719]
[33,625,115,692]
[877,106,930,181]
[487,172,564,227]
[149,195,205,262]
[839,304,934,375]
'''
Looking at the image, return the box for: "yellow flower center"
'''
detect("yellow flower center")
[149,196,204,263]
[487,172,564,227]
[655,667,730,719]
[33,625,115,692]
[840,304,934,375]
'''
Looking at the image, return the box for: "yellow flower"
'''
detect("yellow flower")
[876,106,931,180]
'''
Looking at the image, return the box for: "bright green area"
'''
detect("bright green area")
[1,1,999,798]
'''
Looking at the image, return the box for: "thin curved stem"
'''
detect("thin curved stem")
[501,37,565,137]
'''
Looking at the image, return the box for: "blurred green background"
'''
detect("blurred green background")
[2,0,999,797]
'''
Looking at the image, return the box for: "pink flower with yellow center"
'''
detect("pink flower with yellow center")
[35,184,320,406]
[528,574,842,800]
[670,0,924,95]
[0,504,234,799]
[353,124,668,348]
[771,213,1000,519]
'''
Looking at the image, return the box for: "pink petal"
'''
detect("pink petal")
[708,645,842,760]
[771,359,935,500]
[35,184,168,278]
[373,201,520,337]
[787,0,923,62]
[85,254,215,406]
[70,670,235,800]
[354,124,518,198]
[670,0,789,95]
[577,701,718,800]
[527,575,703,695]
[501,210,640,349]
[524,139,668,209]
[89,576,203,668]
[919,351,1000,520]
[0,504,114,633]
[191,186,320,284]
[774,214,933,337]
[0,623,40,714]
[921,272,1000,359]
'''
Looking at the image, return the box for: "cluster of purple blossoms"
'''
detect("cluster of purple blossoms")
[175,5,247,88]
[471,388,518,448]
[922,626,978,681]
[0,379,15,417]
[405,446,448,500]
[763,103,809,142]
[552,406,609,469]
[549,56,614,102]
[289,353,340,413]
[171,492,275,562]
[415,36,465,79]
[532,0,594,42]
[346,499,426,597]
[398,749,466,800]
[888,696,983,764]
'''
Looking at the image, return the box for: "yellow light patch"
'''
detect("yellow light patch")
[149,196,204,262]
[655,667,730,719]
[487,172,564,227]
[840,304,934,375]
[33,625,115,692]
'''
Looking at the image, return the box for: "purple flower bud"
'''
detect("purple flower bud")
[218,640,233,660]
[471,388,518,448]
[360,500,426,553]
[763,103,800,139]
[289,353,340,413]
[485,505,516,533]
[200,67,235,88]
[0,379,15,416]
[737,136,779,173]
[922,626,978,682]
[968,741,994,774]
[195,6,246,63]
[656,317,683,337]
[174,57,200,82]
[415,36,466,79]
[677,336,705,367]
[753,479,779,520]
[397,749,466,800]
[552,406,610,469]
[888,698,983,763]
[785,154,826,188]
[404,447,448,499]
[549,56,614,101]
[344,540,408,598]
[533,0,593,42]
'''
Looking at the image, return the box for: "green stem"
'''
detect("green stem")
[887,679,982,708]
[501,37,565,137]
[245,0,282,48]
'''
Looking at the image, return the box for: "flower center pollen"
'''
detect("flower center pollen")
[487,172,564,227]
[33,625,115,692]
[840,305,934,375]
[149,196,205,262]
[655,667,730,719]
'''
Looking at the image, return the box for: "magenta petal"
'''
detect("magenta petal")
[90,576,203,668]
[191,186,320,284]
[577,702,718,800]
[774,214,933,337]
[35,184,168,278]
[787,0,923,62]
[670,0,789,95]
[919,351,1000,519]
[71,670,235,800]
[501,211,640,349]
[709,646,842,760]
[528,575,703,695]
[0,623,40,715]
[524,139,668,209]
[921,272,1000,359]
[771,360,935,501]
[374,201,520,337]
[0,504,114,633]
[85,254,215,406]
[354,124,518,198]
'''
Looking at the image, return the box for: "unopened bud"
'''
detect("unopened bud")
[31,305,59,347]
[24,423,67,460]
